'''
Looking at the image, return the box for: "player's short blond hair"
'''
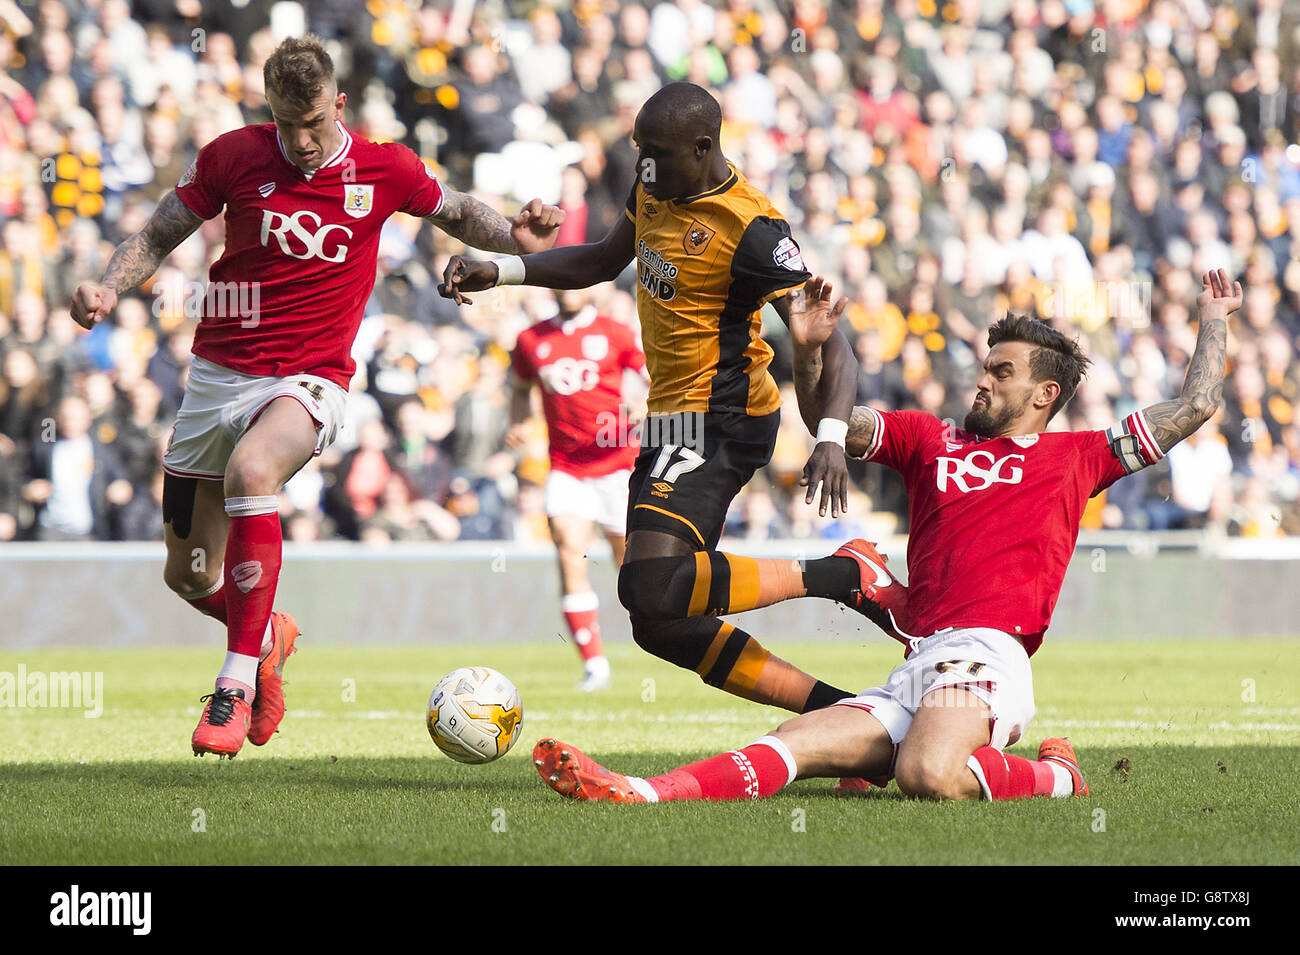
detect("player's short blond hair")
[264,35,335,110]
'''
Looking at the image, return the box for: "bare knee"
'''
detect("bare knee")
[894,757,977,801]
[162,561,221,598]
[224,454,282,498]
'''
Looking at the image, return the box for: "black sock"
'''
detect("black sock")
[801,555,858,602]
[802,681,854,712]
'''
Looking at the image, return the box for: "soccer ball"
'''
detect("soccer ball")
[426,666,524,764]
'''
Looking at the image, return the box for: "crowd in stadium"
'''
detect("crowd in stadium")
[1,0,1298,544]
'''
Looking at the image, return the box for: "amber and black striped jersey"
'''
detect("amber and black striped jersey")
[624,162,811,417]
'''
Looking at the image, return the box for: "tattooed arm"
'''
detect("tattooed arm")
[71,190,204,328]
[844,404,879,460]
[1142,269,1242,453]
[428,191,563,255]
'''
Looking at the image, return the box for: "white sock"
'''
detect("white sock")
[216,651,259,697]
[751,735,799,787]
[1048,761,1075,797]
[585,656,610,678]
[626,777,660,802]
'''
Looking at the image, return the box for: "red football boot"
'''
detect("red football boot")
[248,611,299,746]
[1038,738,1089,796]
[192,688,251,758]
[833,539,910,644]
[533,738,645,803]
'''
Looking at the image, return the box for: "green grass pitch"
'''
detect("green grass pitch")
[1,639,1297,866]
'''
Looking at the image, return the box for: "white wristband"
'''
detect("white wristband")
[494,255,525,287]
[815,417,848,447]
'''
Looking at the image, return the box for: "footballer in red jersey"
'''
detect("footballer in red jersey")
[70,36,563,759]
[509,289,649,690]
[531,270,1242,807]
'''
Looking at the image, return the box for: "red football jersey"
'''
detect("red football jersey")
[511,307,646,478]
[175,122,445,388]
[859,408,1164,655]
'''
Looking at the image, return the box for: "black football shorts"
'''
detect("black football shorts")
[625,410,780,551]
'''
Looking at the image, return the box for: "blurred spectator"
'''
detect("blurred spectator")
[22,394,132,540]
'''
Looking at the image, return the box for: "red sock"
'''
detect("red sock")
[968,746,1057,800]
[561,592,604,662]
[645,737,796,802]
[185,581,228,625]
[223,500,282,660]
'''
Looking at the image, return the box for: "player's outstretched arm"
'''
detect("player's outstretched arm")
[71,190,203,328]
[782,277,879,459]
[439,214,634,304]
[780,277,856,433]
[778,276,857,516]
[1141,268,1241,453]
[428,191,563,255]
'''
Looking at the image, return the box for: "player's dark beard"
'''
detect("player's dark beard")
[964,391,1031,437]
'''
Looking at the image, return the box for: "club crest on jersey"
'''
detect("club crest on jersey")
[581,334,608,361]
[772,236,805,271]
[343,184,374,219]
[683,220,714,255]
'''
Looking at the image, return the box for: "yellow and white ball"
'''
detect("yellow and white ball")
[426,666,524,764]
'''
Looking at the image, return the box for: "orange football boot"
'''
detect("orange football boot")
[192,688,251,758]
[1038,737,1089,796]
[534,738,645,803]
[833,539,910,645]
[248,611,299,746]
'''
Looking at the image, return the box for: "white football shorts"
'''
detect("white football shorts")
[163,355,348,480]
[834,627,1036,753]
[544,467,632,534]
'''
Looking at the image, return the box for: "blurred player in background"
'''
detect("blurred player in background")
[532,270,1242,805]
[509,288,649,690]
[441,82,904,716]
[70,36,563,759]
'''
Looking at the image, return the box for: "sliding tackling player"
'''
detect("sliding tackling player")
[532,270,1241,803]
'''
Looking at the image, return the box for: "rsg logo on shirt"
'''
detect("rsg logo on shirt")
[537,358,600,396]
[260,209,353,263]
[935,450,1025,493]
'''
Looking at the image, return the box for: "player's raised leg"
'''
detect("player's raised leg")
[536,702,895,803]
[162,474,254,757]
[550,513,611,691]
[620,537,908,633]
[162,474,231,622]
[174,396,315,758]
[619,530,854,713]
